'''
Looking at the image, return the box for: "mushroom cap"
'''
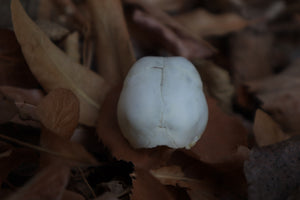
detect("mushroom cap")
[117,56,208,149]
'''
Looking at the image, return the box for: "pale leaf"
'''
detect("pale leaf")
[11,0,110,126]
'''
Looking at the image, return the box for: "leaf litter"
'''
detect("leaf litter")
[0,0,299,199]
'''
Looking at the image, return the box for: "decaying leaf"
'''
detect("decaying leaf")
[5,162,70,200]
[245,136,300,200]
[11,0,110,126]
[175,9,248,37]
[253,109,289,146]
[37,88,79,139]
[191,97,248,166]
[87,0,136,86]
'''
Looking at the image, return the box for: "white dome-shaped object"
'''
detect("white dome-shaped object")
[117,57,208,149]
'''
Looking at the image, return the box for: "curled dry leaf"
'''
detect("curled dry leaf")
[191,97,248,167]
[87,0,136,86]
[245,136,300,200]
[253,109,289,147]
[37,88,79,139]
[175,9,248,37]
[5,162,70,200]
[11,0,110,126]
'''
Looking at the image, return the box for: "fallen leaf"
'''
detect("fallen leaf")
[97,86,174,170]
[11,0,110,126]
[247,59,300,132]
[36,19,70,41]
[0,29,39,88]
[244,136,300,200]
[126,1,215,59]
[132,168,175,200]
[253,109,289,146]
[195,59,235,113]
[175,9,248,37]
[36,88,79,139]
[64,32,80,63]
[5,162,70,200]
[191,97,248,167]
[151,166,218,200]
[87,0,136,86]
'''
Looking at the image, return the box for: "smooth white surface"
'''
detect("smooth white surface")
[117,57,208,149]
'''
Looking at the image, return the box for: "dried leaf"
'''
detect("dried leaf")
[247,59,300,131]
[87,0,136,86]
[37,88,79,139]
[151,166,218,200]
[5,162,70,200]
[127,1,215,59]
[191,97,248,166]
[132,168,175,200]
[97,86,174,169]
[245,136,300,200]
[195,59,235,113]
[36,19,70,41]
[64,32,80,63]
[11,0,110,126]
[254,109,289,146]
[175,9,248,37]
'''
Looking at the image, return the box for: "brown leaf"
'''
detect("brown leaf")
[175,9,248,37]
[132,168,175,200]
[195,59,235,113]
[151,166,218,200]
[37,88,79,139]
[126,1,215,59]
[36,19,70,41]
[253,109,289,146]
[87,0,136,86]
[0,92,18,124]
[11,0,110,126]
[191,97,248,167]
[247,59,300,132]
[244,136,300,200]
[0,29,39,88]
[97,86,174,170]
[5,162,70,200]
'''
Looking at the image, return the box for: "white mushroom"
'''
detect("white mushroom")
[117,56,208,149]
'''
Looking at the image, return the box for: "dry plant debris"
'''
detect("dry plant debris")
[0,0,299,199]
